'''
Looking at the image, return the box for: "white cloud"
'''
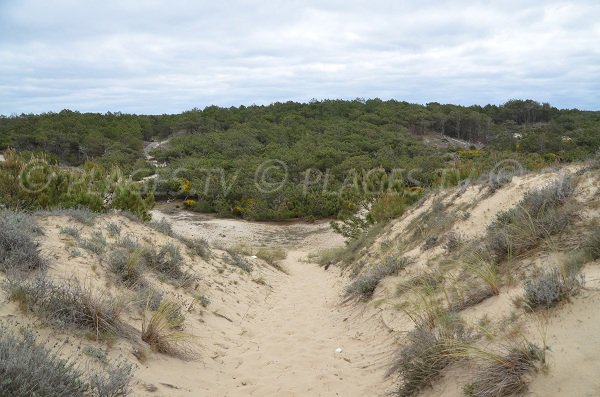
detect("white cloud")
[0,0,598,114]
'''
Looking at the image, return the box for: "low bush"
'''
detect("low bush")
[142,243,186,280]
[106,222,122,237]
[444,231,462,253]
[4,276,124,336]
[227,253,253,273]
[116,235,141,251]
[79,231,108,256]
[181,237,211,259]
[523,267,584,309]
[346,256,411,300]
[107,248,144,287]
[0,326,133,397]
[148,218,174,236]
[60,226,81,239]
[0,210,46,273]
[488,169,517,193]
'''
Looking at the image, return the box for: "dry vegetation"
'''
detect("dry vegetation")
[333,166,599,396]
[0,209,278,396]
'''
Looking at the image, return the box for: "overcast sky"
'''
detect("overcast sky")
[0,0,598,114]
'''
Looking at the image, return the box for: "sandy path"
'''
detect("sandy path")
[140,208,395,396]
[201,249,394,397]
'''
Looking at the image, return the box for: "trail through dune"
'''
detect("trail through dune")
[199,250,394,396]
[139,208,396,396]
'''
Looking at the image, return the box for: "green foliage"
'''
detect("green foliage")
[0,150,153,220]
[2,100,599,221]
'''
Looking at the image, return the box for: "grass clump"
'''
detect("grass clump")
[116,235,141,251]
[583,227,600,260]
[0,327,133,397]
[79,231,108,256]
[308,247,345,267]
[142,243,186,280]
[181,237,211,259]
[396,272,444,295]
[4,276,124,337]
[346,255,411,300]
[444,231,462,253]
[107,248,144,287]
[486,176,575,263]
[106,222,122,237]
[60,226,81,239]
[523,267,583,309]
[256,247,287,264]
[464,343,545,397]
[0,210,46,272]
[389,315,467,397]
[142,300,193,358]
[148,218,173,236]
[256,247,287,272]
[227,252,253,273]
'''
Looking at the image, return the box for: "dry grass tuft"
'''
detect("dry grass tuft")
[142,300,195,359]
[3,275,124,338]
[346,256,411,300]
[464,343,545,397]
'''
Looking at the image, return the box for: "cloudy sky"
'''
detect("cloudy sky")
[1,0,598,114]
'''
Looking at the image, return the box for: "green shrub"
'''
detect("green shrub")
[0,150,152,221]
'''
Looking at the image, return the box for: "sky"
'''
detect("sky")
[0,0,599,114]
